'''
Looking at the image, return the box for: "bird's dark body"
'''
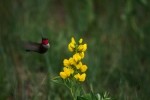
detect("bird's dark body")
[38,45,48,54]
[24,41,49,54]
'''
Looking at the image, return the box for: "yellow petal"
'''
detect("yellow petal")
[63,67,71,77]
[79,52,84,59]
[79,38,83,44]
[68,43,74,52]
[73,53,81,62]
[69,57,76,65]
[78,45,83,51]
[82,44,87,52]
[63,59,70,67]
[71,37,76,44]
[80,65,88,72]
[76,62,82,69]
[60,72,67,79]
[70,43,75,48]
[69,68,74,74]
[74,73,80,80]
[79,73,86,82]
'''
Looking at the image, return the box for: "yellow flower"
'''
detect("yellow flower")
[74,73,80,80]
[60,67,74,79]
[63,67,71,77]
[60,37,88,82]
[68,43,75,52]
[71,37,76,44]
[79,52,84,59]
[68,37,76,52]
[60,72,67,79]
[70,42,76,48]
[79,38,83,44]
[76,62,82,69]
[79,73,86,82]
[82,44,87,52]
[80,65,87,72]
[64,67,74,74]
[73,53,81,62]
[78,44,87,52]
[77,45,84,52]
[69,68,74,74]
[69,57,76,65]
[74,73,86,82]
[63,59,70,67]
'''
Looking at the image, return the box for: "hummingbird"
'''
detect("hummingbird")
[23,37,50,54]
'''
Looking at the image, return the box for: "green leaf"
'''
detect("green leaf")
[77,92,111,100]
[77,93,98,100]
[77,96,88,100]
[51,76,64,85]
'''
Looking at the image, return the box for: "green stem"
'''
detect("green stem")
[70,87,76,100]
[64,80,76,100]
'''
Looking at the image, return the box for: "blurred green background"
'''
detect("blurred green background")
[0,0,150,100]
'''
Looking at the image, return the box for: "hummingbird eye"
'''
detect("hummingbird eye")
[42,39,49,45]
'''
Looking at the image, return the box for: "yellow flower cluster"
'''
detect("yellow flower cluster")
[60,37,88,82]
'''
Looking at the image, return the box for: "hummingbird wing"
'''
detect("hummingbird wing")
[23,41,40,52]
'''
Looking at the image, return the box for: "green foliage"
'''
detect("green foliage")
[77,92,111,100]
